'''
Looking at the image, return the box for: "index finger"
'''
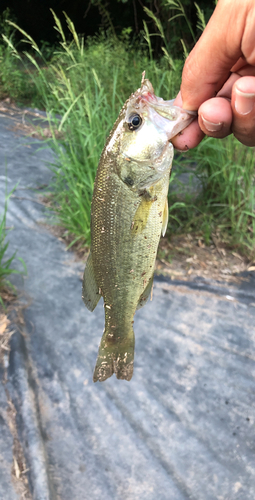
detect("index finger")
[172,92,204,150]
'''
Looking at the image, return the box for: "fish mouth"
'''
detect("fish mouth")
[147,100,196,139]
[131,78,197,139]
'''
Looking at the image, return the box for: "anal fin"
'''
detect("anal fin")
[136,275,154,310]
[82,252,101,311]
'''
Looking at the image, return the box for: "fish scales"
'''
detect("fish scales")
[82,76,195,382]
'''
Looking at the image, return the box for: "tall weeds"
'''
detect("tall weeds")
[192,137,255,252]
[6,13,181,245]
[170,137,255,255]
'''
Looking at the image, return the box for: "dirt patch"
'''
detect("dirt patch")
[0,287,19,367]
[0,288,32,500]
[6,393,32,500]
[156,233,255,283]
[0,98,60,140]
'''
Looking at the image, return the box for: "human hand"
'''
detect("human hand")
[172,0,255,150]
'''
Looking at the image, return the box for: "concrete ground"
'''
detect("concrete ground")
[0,106,255,500]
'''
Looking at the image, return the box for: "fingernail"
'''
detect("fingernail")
[201,116,223,132]
[235,88,255,115]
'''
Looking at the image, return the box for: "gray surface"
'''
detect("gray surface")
[0,110,255,499]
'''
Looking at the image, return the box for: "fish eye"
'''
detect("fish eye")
[128,113,142,131]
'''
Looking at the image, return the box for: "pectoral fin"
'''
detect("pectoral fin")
[162,197,169,236]
[82,252,101,311]
[136,275,154,310]
[131,195,155,236]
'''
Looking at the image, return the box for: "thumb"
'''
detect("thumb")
[181,0,248,110]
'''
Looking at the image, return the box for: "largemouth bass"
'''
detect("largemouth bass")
[83,75,195,382]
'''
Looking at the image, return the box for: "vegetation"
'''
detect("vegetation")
[0,1,215,58]
[173,138,255,253]
[0,4,254,258]
[0,186,26,305]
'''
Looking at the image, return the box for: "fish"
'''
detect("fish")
[82,74,195,382]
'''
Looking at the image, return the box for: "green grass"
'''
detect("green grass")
[169,137,255,255]
[197,137,255,253]
[4,13,182,246]
[1,11,255,257]
[0,186,26,305]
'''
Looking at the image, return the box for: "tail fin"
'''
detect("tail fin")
[93,327,135,382]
